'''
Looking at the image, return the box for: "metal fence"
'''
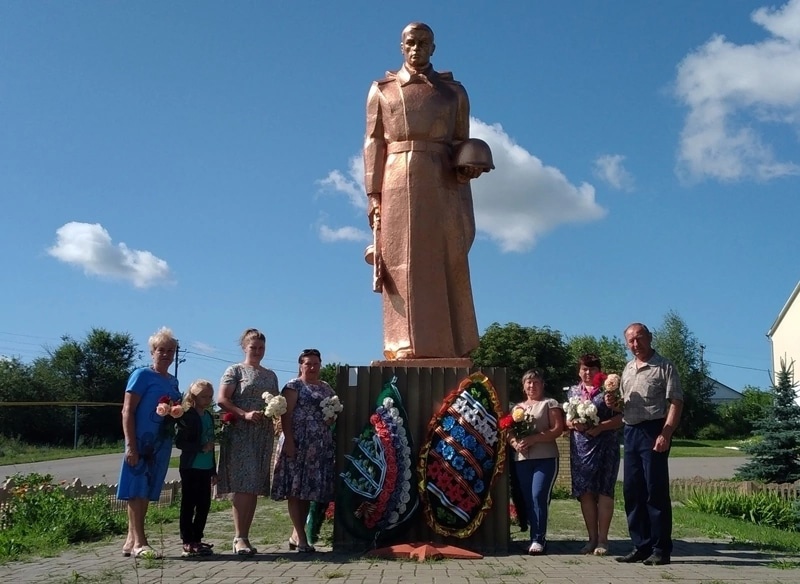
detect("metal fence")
[0,401,122,449]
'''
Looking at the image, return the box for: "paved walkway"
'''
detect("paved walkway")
[3,455,796,583]
[1,534,797,583]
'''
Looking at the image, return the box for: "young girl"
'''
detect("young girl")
[175,379,217,557]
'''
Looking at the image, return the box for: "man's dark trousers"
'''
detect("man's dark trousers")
[623,419,672,557]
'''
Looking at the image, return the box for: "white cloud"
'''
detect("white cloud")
[469,119,605,252]
[191,341,217,354]
[317,155,365,210]
[319,225,371,243]
[675,0,800,182]
[318,117,605,253]
[593,154,635,191]
[753,0,800,42]
[47,222,172,288]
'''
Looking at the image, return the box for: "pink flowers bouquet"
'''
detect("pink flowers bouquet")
[603,373,623,409]
[156,396,185,419]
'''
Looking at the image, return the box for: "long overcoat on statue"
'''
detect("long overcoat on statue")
[364,64,479,360]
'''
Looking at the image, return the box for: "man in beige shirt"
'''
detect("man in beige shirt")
[607,323,683,566]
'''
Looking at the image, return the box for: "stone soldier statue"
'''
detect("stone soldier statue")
[364,22,493,361]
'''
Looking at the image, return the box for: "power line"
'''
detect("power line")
[182,350,297,375]
[0,331,61,341]
[705,359,770,373]
[182,350,232,363]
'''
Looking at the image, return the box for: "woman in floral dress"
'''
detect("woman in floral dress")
[566,354,623,556]
[216,328,279,556]
[272,348,337,553]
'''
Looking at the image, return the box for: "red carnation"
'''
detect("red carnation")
[499,414,514,430]
[221,412,236,424]
[158,396,171,404]
[592,372,608,390]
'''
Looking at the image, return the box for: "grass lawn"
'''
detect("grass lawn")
[669,439,747,458]
[0,436,123,465]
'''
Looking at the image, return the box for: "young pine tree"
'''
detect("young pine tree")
[735,360,800,483]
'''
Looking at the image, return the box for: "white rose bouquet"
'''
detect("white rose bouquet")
[563,396,599,427]
[263,392,287,419]
[320,395,343,422]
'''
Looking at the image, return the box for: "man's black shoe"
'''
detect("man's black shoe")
[642,553,670,566]
[615,549,651,563]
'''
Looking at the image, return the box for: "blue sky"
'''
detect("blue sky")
[2,1,798,392]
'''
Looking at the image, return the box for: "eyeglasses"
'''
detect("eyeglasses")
[300,348,321,357]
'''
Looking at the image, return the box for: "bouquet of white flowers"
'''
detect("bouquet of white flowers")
[563,396,599,427]
[320,395,343,422]
[263,392,287,419]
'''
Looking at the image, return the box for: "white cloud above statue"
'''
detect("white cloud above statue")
[317,117,605,253]
[675,0,800,182]
[47,222,173,288]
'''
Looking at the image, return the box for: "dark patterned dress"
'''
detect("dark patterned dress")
[568,383,621,498]
[271,378,336,502]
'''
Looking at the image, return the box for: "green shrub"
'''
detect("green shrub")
[718,386,773,439]
[696,423,728,441]
[0,473,125,561]
[551,484,571,500]
[686,490,799,532]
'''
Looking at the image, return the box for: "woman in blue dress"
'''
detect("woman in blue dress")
[118,327,182,559]
[566,354,623,556]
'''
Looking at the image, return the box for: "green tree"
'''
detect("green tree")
[652,311,714,438]
[32,328,140,443]
[320,362,340,390]
[566,334,628,375]
[0,357,73,443]
[736,360,800,483]
[471,322,572,403]
[717,385,773,439]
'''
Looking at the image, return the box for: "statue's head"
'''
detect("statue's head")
[400,22,435,70]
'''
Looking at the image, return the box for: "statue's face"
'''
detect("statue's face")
[401,29,434,69]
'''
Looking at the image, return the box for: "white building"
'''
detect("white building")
[766,280,800,402]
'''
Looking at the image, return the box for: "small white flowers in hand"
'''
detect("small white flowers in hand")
[320,395,343,422]
[563,396,599,427]
[263,393,287,418]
